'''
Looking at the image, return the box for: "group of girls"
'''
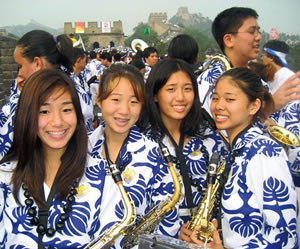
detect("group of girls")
[0,29,298,249]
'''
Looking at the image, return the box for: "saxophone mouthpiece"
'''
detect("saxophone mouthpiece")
[207,152,219,185]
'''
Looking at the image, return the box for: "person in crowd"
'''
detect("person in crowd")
[84,50,104,82]
[143,46,159,82]
[88,63,180,247]
[0,30,94,160]
[71,47,89,94]
[129,58,146,76]
[113,53,124,64]
[141,59,227,226]
[262,40,294,94]
[167,34,199,72]
[99,52,113,69]
[248,60,276,83]
[258,40,300,239]
[197,7,300,116]
[0,69,107,248]
[181,67,298,248]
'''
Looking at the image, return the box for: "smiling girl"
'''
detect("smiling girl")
[0,69,107,248]
[88,63,180,248]
[194,67,297,248]
[141,59,226,238]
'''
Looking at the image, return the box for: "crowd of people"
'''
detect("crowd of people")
[0,6,300,249]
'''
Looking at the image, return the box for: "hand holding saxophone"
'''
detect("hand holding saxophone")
[179,221,223,249]
[190,222,224,249]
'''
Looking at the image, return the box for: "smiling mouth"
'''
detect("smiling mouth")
[48,130,67,137]
[115,118,130,124]
[173,105,185,111]
[215,114,228,122]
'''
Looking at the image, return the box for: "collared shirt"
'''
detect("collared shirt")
[88,123,181,248]
[0,155,107,248]
[222,126,297,248]
[149,128,227,224]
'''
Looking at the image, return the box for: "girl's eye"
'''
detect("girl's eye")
[39,110,49,114]
[166,88,174,92]
[63,108,73,112]
[212,96,218,101]
[226,98,235,102]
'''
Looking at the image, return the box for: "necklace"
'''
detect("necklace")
[22,183,77,237]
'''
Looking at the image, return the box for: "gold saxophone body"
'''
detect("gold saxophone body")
[122,145,182,249]
[84,164,136,249]
[187,152,223,242]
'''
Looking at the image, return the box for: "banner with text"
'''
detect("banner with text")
[102,21,111,33]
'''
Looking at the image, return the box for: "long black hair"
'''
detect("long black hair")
[142,58,205,140]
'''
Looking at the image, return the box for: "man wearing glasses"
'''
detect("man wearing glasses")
[197,7,300,116]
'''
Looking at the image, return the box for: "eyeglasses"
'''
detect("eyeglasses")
[228,29,262,36]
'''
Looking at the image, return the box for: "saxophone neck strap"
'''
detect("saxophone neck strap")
[167,133,194,209]
[103,133,129,169]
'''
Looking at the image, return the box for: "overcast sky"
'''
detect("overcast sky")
[1,0,299,36]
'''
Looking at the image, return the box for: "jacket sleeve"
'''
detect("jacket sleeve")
[0,79,19,160]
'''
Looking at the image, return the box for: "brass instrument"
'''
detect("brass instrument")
[187,152,222,242]
[204,54,232,72]
[122,144,182,249]
[84,164,136,249]
[131,39,148,53]
[195,54,232,76]
[187,125,300,243]
[267,125,300,149]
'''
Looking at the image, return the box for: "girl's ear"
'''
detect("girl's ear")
[250,98,261,115]
[33,56,44,70]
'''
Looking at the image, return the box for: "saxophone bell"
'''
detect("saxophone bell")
[266,125,300,151]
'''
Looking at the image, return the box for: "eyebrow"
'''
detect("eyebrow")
[110,93,137,98]
[166,82,193,86]
[41,101,73,106]
[213,92,237,96]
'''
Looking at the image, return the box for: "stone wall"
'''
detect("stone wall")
[0,34,17,106]
[64,21,125,49]
[148,12,169,36]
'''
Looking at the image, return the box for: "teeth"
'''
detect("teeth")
[116,118,128,123]
[216,115,227,119]
[173,105,185,110]
[48,131,65,136]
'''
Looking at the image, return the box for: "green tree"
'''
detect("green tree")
[125,23,168,56]
[288,43,300,71]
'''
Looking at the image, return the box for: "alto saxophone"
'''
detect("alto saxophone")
[187,152,223,242]
[84,164,136,249]
[122,143,182,249]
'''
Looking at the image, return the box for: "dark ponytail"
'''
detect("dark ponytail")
[17,30,74,73]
